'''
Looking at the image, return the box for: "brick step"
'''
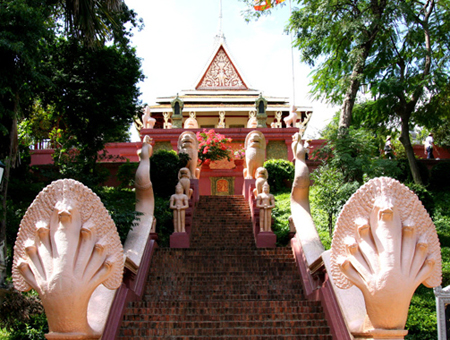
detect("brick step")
[121,319,328,329]
[119,336,332,340]
[119,325,332,337]
[128,300,323,316]
[142,294,306,302]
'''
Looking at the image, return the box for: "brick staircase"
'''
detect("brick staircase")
[118,195,332,339]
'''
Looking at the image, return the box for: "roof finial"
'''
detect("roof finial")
[215,0,225,41]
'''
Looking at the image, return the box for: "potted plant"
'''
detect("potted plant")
[233,146,246,168]
[196,129,232,166]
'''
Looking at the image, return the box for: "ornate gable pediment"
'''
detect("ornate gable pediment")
[196,46,248,90]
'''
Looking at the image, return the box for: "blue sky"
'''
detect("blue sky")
[125,0,338,139]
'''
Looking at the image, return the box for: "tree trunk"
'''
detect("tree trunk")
[339,67,362,131]
[0,95,19,285]
[399,112,423,185]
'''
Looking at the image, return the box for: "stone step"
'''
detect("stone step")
[117,195,332,339]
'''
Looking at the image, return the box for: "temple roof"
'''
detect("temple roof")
[194,37,251,91]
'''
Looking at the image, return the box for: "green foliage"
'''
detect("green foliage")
[263,159,294,194]
[41,35,143,177]
[311,166,360,237]
[318,126,401,183]
[117,159,139,188]
[0,289,47,339]
[94,187,137,243]
[271,193,291,247]
[405,286,438,340]
[154,196,173,248]
[430,161,450,191]
[150,150,187,199]
[395,158,430,186]
[404,183,435,216]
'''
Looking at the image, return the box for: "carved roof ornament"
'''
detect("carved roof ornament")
[12,179,123,338]
[330,177,441,330]
[196,46,248,90]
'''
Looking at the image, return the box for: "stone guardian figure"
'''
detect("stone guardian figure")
[256,182,276,232]
[13,179,123,340]
[170,183,189,233]
[331,177,441,337]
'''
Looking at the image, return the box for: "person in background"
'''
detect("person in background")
[424,133,438,159]
[384,136,395,159]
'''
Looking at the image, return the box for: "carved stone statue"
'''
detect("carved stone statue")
[292,132,310,195]
[135,136,154,217]
[163,112,172,129]
[253,167,268,198]
[256,182,275,232]
[271,111,282,128]
[184,112,199,129]
[243,130,266,179]
[170,183,189,233]
[178,131,200,179]
[123,136,155,270]
[247,110,257,128]
[142,106,156,129]
[13,179,123,339]
[330,177,441,331]
[178,167,193,199]
[283,106,297,128]
[217,111,226,128]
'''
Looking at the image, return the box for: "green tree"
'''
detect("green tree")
[242,0,450,184]
[39,36,143,183]
[0,0,141,285]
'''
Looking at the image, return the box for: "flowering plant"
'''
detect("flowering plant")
[233,146,246,160]
[196,129,232,164]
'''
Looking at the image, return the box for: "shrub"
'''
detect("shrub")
[154,195,173,248]
[150,150,189,198]
[116,159,138,188]
[311,165,360,237]
[0,289,48,339]
[429,161,450,191]
[271,193,291,247]
[94,187,138,243]
[404,183,435,216]
[396,159,430,185]
[263,159,294,194]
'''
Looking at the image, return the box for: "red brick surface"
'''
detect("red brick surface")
[117,195,332,339]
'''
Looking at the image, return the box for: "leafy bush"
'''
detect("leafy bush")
[405,286,438,340]
[396,159,430,186]
[0,289,48,340]
[271,193,291,246]
[154,195,173,248]
[94,187,138,243]
[311,166,360,237]
[116,159,138,188]
[429,161,450,191]
[404,183,435,216]
[263,159,294,194]
[150,150,189,198]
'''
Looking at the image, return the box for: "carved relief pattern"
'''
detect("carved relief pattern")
[330,177,441,290]
[12,179,123,337]
[330,177,441,330]
[13,179,123,292]
[211,177,234,196]
[197,48,247,89]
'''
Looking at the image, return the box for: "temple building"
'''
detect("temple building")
[139,32,313,164]
[146,35,312,131]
